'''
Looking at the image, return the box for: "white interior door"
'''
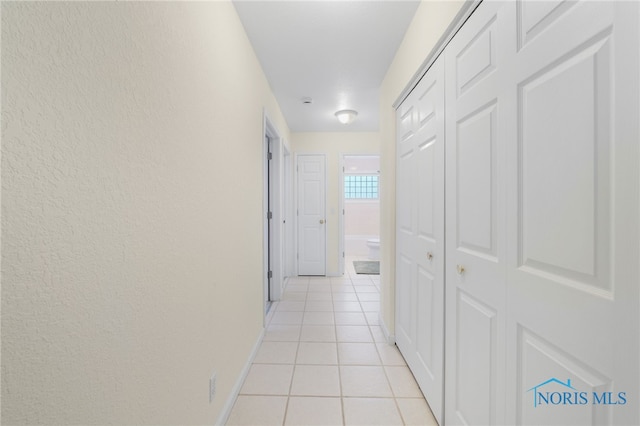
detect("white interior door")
[442,1,639,424]
[444,2,508,424]
[297,155,326,276]
[396,56,446,424]
[503,1,639,424]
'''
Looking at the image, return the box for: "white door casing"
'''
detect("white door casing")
[269,136,284,301]
[396,56,446,424]
[297,155,326,276]
[264,114,287,308]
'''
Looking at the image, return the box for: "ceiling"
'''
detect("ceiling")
[233,1,420,133]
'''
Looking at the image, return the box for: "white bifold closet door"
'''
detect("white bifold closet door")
[502,1,639,425]
[444,2,508,424]
[396,56,446,425]
[444,1,639,425]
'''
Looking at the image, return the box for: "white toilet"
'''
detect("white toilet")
[366,238,380,260]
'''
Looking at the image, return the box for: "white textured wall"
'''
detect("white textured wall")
[2,2,289,424]
[291,132,379,275]
[378,0,465,337]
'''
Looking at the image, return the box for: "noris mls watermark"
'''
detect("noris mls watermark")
[527,378,627,408]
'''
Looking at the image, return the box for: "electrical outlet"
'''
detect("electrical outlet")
[209,372,217,404]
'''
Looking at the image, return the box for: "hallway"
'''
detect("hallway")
[227,260,436,425]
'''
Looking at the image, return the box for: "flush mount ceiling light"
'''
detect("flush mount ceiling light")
[335,109,358,125]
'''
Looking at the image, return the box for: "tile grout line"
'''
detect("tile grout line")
[334,274,351,426]
[280,276,308,426]
[240,270,422,426]
[380,351,409,425]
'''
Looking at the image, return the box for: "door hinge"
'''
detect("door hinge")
[268,270,273,279]
[268,152,273,160]
[268,211,273,219]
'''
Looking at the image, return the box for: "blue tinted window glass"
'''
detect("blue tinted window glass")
[344,175,379,199]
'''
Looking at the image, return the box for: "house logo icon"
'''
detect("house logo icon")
[527,378,577,408]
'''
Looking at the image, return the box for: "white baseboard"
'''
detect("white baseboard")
[378,313,395,345]
[215,327,265,425]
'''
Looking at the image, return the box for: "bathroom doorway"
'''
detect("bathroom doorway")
[340,155,380,276]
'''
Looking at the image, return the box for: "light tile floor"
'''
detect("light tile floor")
[226,258,438,426]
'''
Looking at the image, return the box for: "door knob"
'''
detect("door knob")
[319,219,325,224]
[427,252,433,261]
[456,264,465,275]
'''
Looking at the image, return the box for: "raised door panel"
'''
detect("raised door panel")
[397,148,414,236]
[456,16,498,97]
[516,0,579,51]
[417,138,436,244]
[518,327,611,426]
[416,265,435,373]
[396,253,415,346]
[455,292,497,426]
[519,35,610,289]
[456,102,498,260]
[397,102,415,238]
[504,1,639,424]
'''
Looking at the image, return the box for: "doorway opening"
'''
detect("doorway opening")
[340,155,381,276]
[263,114,287,317]
[265,134,273,314]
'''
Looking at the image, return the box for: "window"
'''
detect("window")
[344,175,379,199]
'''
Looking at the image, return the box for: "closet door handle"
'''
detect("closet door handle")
[427,252,434,261]
[319,219,325,224]
[456,264,466,275]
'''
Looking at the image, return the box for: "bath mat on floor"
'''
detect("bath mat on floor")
[353,260,380,275]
